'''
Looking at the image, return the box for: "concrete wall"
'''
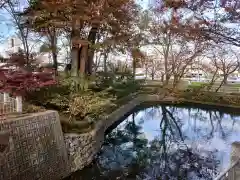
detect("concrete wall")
[0,111,69,180]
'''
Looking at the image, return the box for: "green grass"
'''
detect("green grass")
[188,82,209,89]
[191,82,208,86]
[227,83,240,87]
[189,81,240,87]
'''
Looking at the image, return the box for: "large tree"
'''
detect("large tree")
[210,45,239,91]
[151,0,240,46]
[148,7,208,86]
[21,0,140,77]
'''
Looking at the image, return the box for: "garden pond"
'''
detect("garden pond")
[65,103,240,180]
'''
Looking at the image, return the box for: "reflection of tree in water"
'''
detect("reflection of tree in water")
[145,139,219,180]
[140,106,219,180]
[68,105,238,180]
[99,111,149,179]
[185,108,236,141]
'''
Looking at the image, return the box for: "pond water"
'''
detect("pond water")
[66,104,240,180]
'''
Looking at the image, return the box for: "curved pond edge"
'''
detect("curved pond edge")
[63,94,240,176]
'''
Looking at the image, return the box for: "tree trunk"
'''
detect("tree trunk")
[163,52,169,85]
[215,78,225,92]
[79,45,88,75]
[20,32,30,66]
[161,74,164,82]
[223,76,228,85]
[151,72,154,80]
[208,69,218,91]
[50,28,58,72]
[215,75,228,92]
[103,48,110,75]
[52,51,58,72]
[172,75,178,89]
[71,47,79,77]
[145,65,148,78]
[103,51,108,74]
[163,74,170,86]
[133,58,136,79]
[87,26,98,75]
[70,24,81,77]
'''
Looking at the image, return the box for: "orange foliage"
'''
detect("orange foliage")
[152,0,240,46]
[164,0,186,9]
[224,7,234,12]
[22,0,139,42]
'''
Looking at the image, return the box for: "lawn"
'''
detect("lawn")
[227,83,240,87]
[188,82,209,88]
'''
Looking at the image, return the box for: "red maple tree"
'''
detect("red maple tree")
[0,51,56,96]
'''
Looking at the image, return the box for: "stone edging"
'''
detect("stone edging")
[64,94,240,175]
[178,99,240,110]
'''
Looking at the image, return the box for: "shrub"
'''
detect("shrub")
[26,84,70,110]
[61,76,93,93]
[0,51,56,97]
[95,72,116,89]
[109,79,144,98]
[67,92,115,121]
[178,91,240,106]
[23,102,46,113]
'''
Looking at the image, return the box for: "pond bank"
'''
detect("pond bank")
[64,94,240,177]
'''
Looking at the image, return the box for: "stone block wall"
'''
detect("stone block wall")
[64,131,104,172]
[0,111,69,180]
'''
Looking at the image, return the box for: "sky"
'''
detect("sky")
[0,0,29,40]
[0,10,15,44]
[137,0,149,9]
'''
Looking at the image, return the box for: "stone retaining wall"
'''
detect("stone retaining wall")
[64,132,103,172]
[0,110,69,180]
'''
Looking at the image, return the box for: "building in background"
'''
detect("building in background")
[0,35,67,71]
[6,35,22,54]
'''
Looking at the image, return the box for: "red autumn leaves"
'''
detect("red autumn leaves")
[0,52,56,96]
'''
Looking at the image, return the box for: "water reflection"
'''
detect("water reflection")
[66,105,240,180]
